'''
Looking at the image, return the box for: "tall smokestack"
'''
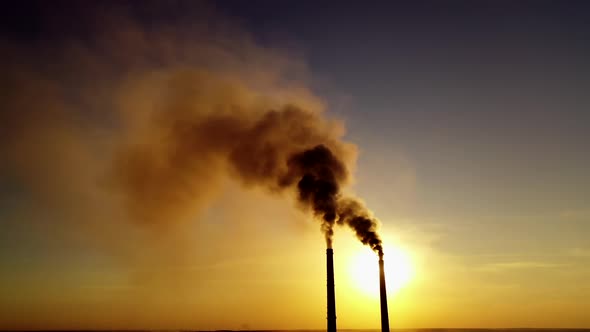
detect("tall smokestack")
[326,248,337,332]
[379,252,390,332]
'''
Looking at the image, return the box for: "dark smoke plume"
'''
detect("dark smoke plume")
[1,1,383,254]
[114,100,382,251]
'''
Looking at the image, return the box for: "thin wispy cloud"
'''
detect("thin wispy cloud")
[566,247,590,258]
[477,261,566,272]
[559,208,590,220]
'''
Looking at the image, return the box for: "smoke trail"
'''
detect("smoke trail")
[337,198,383,254]
[285,148,383,252]
[280,145,382,252]
[1,1,383,253]
[113,96,382,250]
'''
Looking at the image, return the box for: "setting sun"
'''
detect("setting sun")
[348,245,413,297]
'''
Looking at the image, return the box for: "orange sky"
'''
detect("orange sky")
[2,182,589,329]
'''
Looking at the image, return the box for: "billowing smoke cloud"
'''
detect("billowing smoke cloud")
[1,2,382,253]
[112,80,382,251]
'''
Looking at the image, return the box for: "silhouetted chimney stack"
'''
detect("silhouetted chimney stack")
[326,248,337,332]
[379,252,390,332]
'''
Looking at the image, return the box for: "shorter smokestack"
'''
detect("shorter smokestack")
[379,252,390,332]
[326,248,337,332]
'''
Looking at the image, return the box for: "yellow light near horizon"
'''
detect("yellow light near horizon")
[348,245,413,297]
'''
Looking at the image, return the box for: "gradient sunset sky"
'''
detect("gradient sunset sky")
[1,1,589,330]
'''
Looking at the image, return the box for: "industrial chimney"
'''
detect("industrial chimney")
[326,248,337,332]
[379,252,390,332]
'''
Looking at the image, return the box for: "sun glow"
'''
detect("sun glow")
[348,245,413,297]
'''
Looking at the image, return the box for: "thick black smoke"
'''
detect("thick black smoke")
[279,145,382,253]
[282,145,345,248]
